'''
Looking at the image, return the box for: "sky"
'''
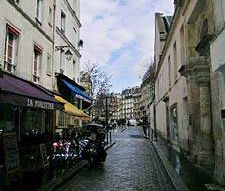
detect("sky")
[80,0,174,93]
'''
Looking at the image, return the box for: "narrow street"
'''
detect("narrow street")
[57,127,176,191]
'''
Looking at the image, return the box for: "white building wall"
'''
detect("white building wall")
[0,0,54,90]
[54,0,81,83]
[154,13,188,148]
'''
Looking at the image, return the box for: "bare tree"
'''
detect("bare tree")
[82,61,112,97]
[82,61,112,120]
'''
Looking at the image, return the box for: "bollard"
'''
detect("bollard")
[110,131,112,144]
[106,132,109,144]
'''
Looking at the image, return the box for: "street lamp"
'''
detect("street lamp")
[55,45,73,61]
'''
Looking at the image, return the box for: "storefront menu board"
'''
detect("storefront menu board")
[2,132,20,174]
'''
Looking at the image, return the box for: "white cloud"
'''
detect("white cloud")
[80,0,174,91]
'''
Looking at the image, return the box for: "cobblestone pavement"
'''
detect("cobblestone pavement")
[57,127,176,191]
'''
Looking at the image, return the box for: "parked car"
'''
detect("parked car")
[128,119,137,126]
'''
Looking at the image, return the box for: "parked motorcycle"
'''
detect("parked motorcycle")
[80,123,108,167]
[50,139,79,169]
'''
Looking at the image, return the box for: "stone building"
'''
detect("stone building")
[154,0,225,185]
[208,0,225,185]
[140,64,155,124]
[110,93,122,121]
[121,87,139,120]
[0,0,55,89]
[53,0,92,128]
[133,87,141,121]
[0,1,91,187]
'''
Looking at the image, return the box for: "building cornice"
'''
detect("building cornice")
[7,0,53,43]
[56,27,81,58]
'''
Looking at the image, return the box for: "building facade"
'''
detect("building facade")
[154,0,225,185]
[0,0,91,187]
[208,0,225,185]
[121,86,139,120]
[140,64,155,125]
[133,87,141,121]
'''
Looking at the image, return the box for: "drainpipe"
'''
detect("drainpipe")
[52,0,56,91]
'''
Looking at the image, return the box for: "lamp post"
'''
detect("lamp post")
[105,95,109,144]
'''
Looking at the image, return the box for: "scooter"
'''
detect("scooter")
[79,137,107,167]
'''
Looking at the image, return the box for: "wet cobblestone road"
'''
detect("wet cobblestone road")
[57,127,176,191]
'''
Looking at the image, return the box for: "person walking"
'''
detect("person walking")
[142,116,148,137]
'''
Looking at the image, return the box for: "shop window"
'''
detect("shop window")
[58,112,67,127]
[0,104,16,133]
[21,109,51,139]
[4,24,20,73]
[33,45,42,83]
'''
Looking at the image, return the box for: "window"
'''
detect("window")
[73,27,77,47]
[33,45,42,83]
[36,0,43,23]
[4,24,20,73]
[173,42,177,80]
[48,7,53,26]
[61,11,66,34]
[46,54,52,75]
[168,56,171,87]
[180,25,185,65]
[73,0,76,12]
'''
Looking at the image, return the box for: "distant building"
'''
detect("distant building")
[140,64,155,124]
[121,86,140,120]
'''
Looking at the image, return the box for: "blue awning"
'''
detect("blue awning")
[61,79,92,103]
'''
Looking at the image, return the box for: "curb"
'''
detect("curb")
[121,127,128,132]
[104,142,116,151]
[152,141,190,191]
[38,160,88,191]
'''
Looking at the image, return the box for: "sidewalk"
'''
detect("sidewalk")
[151,135,217,191]
[152,140,190,191]
[37,160,88,191]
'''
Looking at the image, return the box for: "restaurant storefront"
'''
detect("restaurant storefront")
[54,95,90,130]
[0,71,63,188]
[56,74,93,127]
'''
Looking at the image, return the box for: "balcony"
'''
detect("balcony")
[4,60,16,73]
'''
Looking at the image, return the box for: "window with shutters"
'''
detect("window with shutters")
[33,45,42,83]
[4,24,20,73]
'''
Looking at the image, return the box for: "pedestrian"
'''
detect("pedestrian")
[142,117,148,136]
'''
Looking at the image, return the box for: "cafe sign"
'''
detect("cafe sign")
[27,98,54,110]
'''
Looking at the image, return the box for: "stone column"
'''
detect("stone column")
[179,56,214,173]
[193,57,214,172]
[198,81,214,170]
